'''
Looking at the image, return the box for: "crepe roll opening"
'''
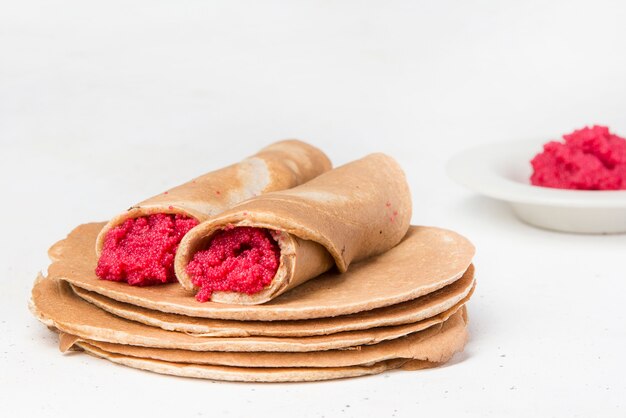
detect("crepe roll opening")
[96,213,199,286]
[186,226,284,302]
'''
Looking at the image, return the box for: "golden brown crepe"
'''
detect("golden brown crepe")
[95,140,332,256]
[70,265,474,337]
[31,274,468,353]
[49,222,475,320]
[74,346,423,382]
[31,142,478,383]
[60,308,468,369]
[175,153,412,304]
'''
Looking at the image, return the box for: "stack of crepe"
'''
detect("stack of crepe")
[31,140,476,383]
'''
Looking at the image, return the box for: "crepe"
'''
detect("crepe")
[31,275,469,352]
[174,153,411,304]
[94,140,332,256]
[60,308,468,368]
[49,222,475,320]
[71,265,474,337]
[73,346,422,382]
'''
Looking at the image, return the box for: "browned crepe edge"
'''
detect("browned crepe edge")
[31,274,471,352]
[61,308,468,368]
[174,153,412,304]
[70,266,474,337]
[76,344,419,382]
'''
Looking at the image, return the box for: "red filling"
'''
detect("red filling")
[96,214,199,286]
[186,227,281,302]
[531,125,626,190]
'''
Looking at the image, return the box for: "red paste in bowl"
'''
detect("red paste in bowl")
[530,125,626,190]
[186,227,281,302]
[96,214,199,286]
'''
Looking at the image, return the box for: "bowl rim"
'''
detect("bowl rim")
[447,139,626,208]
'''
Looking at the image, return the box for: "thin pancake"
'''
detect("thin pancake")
[49,223,475,321]
[77,344,424,382]
[61,308,468,368]
[70,266,474,337]
[31,275,470,353]
[175,153,412,304]
[95,140,332,256]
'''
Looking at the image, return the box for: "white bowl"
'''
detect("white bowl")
[446,139,626,234]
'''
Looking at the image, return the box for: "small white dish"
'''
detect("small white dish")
[447,139,626,234]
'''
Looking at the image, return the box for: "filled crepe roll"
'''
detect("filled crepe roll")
[95,140,332,286]
[175,153,412,304]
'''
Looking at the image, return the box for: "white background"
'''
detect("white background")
[1,1,625,417]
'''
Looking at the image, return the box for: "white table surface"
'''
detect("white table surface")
[2,1,625,417]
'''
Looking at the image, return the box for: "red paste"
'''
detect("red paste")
[531,126,626,190]
[96,214,199,286]
[186,227,281,302]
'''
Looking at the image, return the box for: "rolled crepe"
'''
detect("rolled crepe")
[175,153,412,304]
[94,140,332,285]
